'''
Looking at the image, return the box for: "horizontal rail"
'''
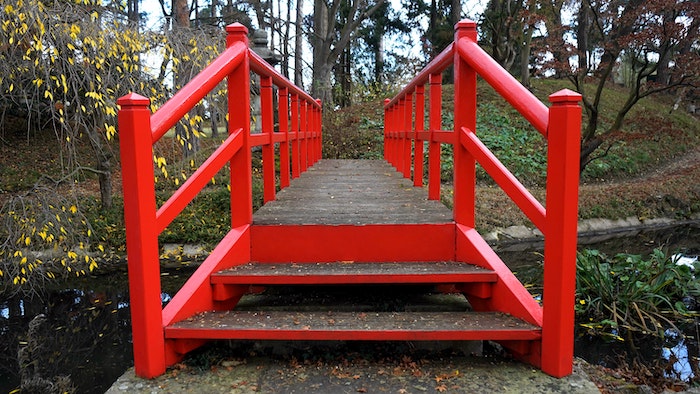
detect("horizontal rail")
[459,127,546,231]
[155,128,244,233]
[385,43,454,108]
[455,38,548,136]
[249,50,321,110]
[151,42,247,142]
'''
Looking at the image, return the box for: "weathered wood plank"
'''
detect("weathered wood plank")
[165,311,541,341]
[212,261,496,285]
[253,160,453,225]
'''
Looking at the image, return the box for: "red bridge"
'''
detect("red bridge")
[117,20,582,380]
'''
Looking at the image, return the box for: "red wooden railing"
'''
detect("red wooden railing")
[384,20,582,377]
[117,24,322,378]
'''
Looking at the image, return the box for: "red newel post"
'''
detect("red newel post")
[279,87,291,188]
[542,89,582,377]
[428,73,442,200]
[414,85,425,187]
[260,75,276,203]
[117,93,164,378]
[227,24,252,228]
[453,20,478,226]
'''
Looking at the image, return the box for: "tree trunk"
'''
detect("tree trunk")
[282,0,291,79]
[311,0,386,107]
[311,0,331,104]
[294,0,303,87]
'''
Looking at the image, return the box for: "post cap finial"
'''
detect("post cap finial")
[117,93,150,107]
[549,89,582,104]
[226,23,249,35]
[455,19,477,30]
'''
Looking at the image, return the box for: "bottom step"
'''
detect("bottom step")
[165,311,541,341]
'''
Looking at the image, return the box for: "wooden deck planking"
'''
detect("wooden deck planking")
[165,311,541,341]
[212,261,497,285]
[253,160,453,225]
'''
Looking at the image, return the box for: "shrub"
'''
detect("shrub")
[576,249,700,338]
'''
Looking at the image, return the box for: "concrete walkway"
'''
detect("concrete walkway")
[107,350,600,393]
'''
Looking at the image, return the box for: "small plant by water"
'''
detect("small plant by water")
[576,249,700,339]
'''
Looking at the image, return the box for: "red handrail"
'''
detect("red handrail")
[117,23,322,378]
[384,19,582,378]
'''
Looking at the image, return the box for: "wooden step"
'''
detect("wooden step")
[211,261,497,285]
[165,310,541,341]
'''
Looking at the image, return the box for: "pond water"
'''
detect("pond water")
[1,223,698,393]
[0,269,190,393]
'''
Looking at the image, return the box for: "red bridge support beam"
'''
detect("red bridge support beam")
[541,89,582,377]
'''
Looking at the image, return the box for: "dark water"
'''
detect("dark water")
[0,224,698,393]
[0,270,190,394]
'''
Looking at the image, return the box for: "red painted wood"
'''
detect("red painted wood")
[227,24,253,229]
[414,85,425,187]
[452,21,477,228]
[156,129,244,233]
[300,101,308,172]
[291,94,301,179]
[385,43,454,108]
[251,224,455,262]
[455,225,542,326]
[162,226,250,326]
[279,87,291,188]
[402,94,413,179]
[428,74,442,201]
[431,131,455,143]
[150,42,247,142]
[459,128,546,231]
[383,98,391,162]
[117,93,165,378]
[541,89,582,377]
[249,50,320,111]
[261,76,276,203]
[455,39,548,136]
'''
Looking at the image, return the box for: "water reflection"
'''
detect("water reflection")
[0,270,189,394]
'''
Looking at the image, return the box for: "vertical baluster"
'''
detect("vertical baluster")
[279,87,290,188]
[414,86,425,187]
[290,93,300,178]
[428,74,442,200]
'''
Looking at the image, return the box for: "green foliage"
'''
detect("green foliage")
[476,103,547,186]
[576,249,700,338]
[434,99,547,185]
